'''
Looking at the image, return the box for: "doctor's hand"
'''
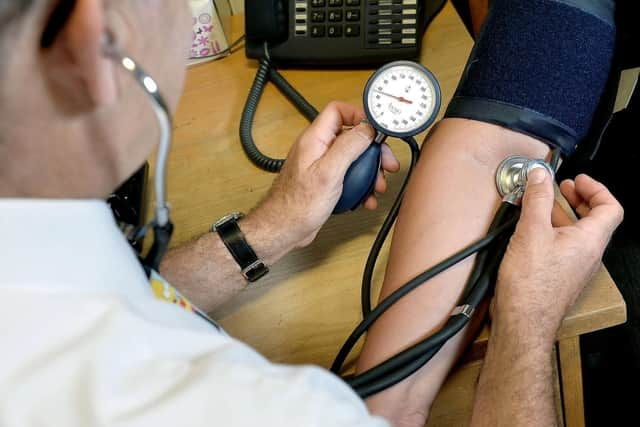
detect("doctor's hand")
[251,101,400,249]
[492,169,623,348]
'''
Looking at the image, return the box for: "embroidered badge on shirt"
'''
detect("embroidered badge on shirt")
[149,270,222,330]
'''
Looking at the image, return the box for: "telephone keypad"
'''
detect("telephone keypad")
[345,10,360,21]
[328,10,343,21]
[303,0,363,38]
[247,0,421,62]
[328,25,343,37]
[345,24,360,37]
[311,11,326,22]
[311,26,326,37]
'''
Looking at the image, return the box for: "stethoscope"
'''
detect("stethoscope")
[102,35,174,274]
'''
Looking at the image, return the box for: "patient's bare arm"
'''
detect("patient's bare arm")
[356,118,549,426]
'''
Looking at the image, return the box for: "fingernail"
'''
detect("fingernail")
[528,168,547,185]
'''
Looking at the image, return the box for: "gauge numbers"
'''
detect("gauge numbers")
[364,61,441,138]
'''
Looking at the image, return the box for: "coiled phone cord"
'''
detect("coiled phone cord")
[239,58,318,172]
[239,59,560,398]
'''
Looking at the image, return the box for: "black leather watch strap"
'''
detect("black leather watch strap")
[212,213,269,282]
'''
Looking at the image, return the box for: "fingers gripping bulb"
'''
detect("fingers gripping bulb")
[496,156,555,205]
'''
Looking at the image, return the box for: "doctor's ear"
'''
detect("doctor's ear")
[41,0,117,109]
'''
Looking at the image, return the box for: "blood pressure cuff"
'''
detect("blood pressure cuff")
[444,0,616,157]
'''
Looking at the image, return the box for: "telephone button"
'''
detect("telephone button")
[328,10,343,21]
[311,11,326,22]
[328,0,343,6]
[311,25,326,37]
[311,0,326,7]
[345,10,360,21]
[346,0,360,5]
[328,25,343,37]
[345,24,360,37]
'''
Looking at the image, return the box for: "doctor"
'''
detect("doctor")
[0,1,623,426]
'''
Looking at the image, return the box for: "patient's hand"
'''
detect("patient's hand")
[252,101,400,249]
[494,170,624,346]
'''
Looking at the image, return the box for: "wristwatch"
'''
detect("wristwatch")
[212,212,269,282]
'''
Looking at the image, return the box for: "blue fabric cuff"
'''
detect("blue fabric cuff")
[445,0,616,156]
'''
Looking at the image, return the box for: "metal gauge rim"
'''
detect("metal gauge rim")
[362,60,442,139]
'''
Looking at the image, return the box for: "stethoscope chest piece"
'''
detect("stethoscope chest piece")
[496,155,555,198]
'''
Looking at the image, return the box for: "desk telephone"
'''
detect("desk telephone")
[245,0,446,65]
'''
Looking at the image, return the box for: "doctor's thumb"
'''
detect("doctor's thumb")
[321,122,376,176]
[519,167,555,230]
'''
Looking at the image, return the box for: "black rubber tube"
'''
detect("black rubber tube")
[352,348,439,398]
[331,213,518,374]
[350,315,468,394]
[348,205,518,397]
[361,136,421,317]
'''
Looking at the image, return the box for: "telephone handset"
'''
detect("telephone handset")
[245,0,289,45]
[245,0,445,66]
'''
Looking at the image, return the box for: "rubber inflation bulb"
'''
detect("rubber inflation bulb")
[334,143,382,214]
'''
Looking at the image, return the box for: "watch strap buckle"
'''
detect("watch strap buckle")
[242,260,270,282]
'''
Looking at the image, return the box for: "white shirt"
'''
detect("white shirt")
[0,199,387,427]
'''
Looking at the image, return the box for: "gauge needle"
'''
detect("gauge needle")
[373,89,413,104]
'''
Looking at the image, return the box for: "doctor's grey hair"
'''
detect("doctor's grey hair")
[0,1,34,78]
[0,1,34,29]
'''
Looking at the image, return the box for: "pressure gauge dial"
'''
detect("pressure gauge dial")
[363,61,441,138]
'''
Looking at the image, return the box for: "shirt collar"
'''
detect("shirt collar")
[0,199,150,295]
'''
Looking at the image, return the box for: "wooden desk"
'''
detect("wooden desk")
[170,3,626,426]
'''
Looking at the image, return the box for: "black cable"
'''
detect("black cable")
[361,136,420,317]
[219,34,246,56]
[344,205,514,384]
[354,348,439,398]
[353,318,465,397]
[269,67,319,122]
[349,206,518,398]
[458,203,517,303]
[340,204,515,375]
[239,59,286,172]
[239,59,319,172]
[351,242,510,398]
[330,211,518,374]
[143,222,174,273]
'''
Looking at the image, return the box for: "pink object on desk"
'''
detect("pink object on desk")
[190,0,229,61]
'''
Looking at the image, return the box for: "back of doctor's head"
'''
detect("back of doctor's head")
[0,2,34,29]
[0,2,35,62]
[0,1,191,199]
